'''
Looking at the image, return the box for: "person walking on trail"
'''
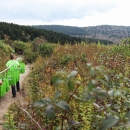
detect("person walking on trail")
[6,53,20,97]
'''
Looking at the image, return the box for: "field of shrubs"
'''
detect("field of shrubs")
[1,40,130,130]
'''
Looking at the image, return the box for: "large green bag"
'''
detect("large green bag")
[0,78,7,97]
[18,62,25,74]
[16,69,20,82]
[7,70,17,85]
[3,73,10,92]
[5,74,10,92]
[0,78,3,97]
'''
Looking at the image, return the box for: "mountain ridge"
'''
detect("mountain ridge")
[32,25,130,43]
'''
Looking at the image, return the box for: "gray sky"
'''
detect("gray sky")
[0,0,130,27]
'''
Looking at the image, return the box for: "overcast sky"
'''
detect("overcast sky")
[0,0,130,27]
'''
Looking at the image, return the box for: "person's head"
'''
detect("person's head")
[10,53,15,60]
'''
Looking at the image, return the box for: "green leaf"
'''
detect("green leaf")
[123,102,130,108]
[56,100,70,111]
[33,100,45,107]
[43,97,52,105]
[87,63,92,69]
[45,105,55,119]
[95,88,108,99]
[75,80,81,85]
[90,67,95,76]
[67,70,78,79]
[96,92,107,99]
[67,80,75,91]
[114,90,122,98]
[108,90,115,97]
[124,112,130,119]
[108,90,122,98]
[112,104,121,109]
[56,80,66,85]
[83,93,93,101]
[54,91,62,100]
[98,79,108,86]
[99,115,119,130]
[87,80,97,91]
[51,75,60,85]
[104,74,109,81]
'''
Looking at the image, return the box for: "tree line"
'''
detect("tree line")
[0,22,81,44]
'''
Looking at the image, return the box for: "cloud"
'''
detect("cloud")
[0,0,130,27]
[0,0,116,20]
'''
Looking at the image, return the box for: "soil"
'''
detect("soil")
[0,64,31,129]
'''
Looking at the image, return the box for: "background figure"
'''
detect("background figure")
[0,80,2,85]
[6,53,20,97]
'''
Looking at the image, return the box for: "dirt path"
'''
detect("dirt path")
[0,64,31,129]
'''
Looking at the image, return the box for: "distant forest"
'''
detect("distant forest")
[32,25,114,44]
[0,22,81,44]
[1,22,129,45]
[32,25,130,44]
[32,25,87,35]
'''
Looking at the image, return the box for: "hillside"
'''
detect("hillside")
[32,25,130,43]
[83,25,130,43]
[0,22,81,44]
[32,25,86,35]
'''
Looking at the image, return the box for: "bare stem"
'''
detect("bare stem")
[19,106,43,130]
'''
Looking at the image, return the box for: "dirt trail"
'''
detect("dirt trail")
[0,64,31,129]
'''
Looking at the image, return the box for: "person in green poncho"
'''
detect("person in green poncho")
[6,53,20,97]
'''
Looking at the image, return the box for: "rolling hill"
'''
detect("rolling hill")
[32,25,130,43]
[0,22,81,44]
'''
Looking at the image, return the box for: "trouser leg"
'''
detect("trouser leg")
[11,85,16,97]
[16,81,20,91]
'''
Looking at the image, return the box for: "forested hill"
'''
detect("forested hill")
[0,22,81,44]
[33,25,86,35]
[32,25,130,43]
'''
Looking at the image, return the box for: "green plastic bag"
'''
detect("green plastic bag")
[7,70,17,85]
[16,69,20,82]
[18,62,25,74]
[0,78,7,97]
[0,78,3,97]
[2,73,10,92]
[5,73,10,92]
